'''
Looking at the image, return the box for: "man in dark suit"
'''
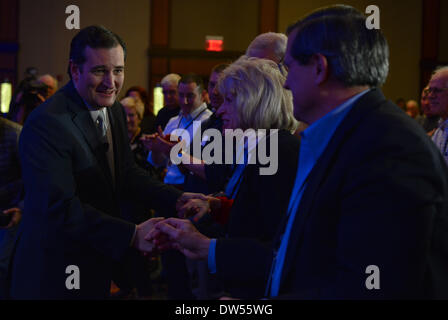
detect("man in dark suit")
[9,25,182,299]
[151,5,448,299]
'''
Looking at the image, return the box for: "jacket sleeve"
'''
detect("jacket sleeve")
[19,112,135,261]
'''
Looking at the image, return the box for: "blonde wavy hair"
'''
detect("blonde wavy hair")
[120,96,145,119]
[217,56,297,132]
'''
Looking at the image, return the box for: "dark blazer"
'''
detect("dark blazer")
[10,82,182,299]
[215,130,300,299]
[0,118,22,299]
[0,117,22,210]
[277,89,448,299]
[214,89,448,299]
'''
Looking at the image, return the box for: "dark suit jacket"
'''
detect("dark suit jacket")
[0,117,22,210]
[10,82,182,299]
[0,117,22,299]
[214,89,448,299]
[215,130,300,299]
[277,89,448,299]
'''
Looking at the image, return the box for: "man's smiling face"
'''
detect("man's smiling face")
[71,45,125,108]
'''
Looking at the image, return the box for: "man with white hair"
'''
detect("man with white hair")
[154,73,181,131]
[246,32,307,134]
[427,66,448,163]
[38,74,58,97]
[246,32,287,64]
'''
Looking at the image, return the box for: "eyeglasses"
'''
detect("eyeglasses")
[423,87,448,96]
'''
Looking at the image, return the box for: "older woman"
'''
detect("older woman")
[151,57,301,299]
[121,96,161,179]
[125,86,156,134]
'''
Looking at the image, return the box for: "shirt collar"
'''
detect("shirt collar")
[300,89,370,159]
[179,102,207,119]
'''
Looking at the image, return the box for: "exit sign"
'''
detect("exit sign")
[205,36,224,52]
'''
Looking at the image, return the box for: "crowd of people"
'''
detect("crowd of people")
[1,4,448,300]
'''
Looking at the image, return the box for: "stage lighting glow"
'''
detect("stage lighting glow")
[1,81,12,114]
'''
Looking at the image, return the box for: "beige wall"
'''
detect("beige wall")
[18,0,428,102]
[439,0,448,62]
[170,0,259,51]
[18,0,150,95]
[279,0,423,102]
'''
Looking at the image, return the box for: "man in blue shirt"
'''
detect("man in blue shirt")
[151,5,448,299]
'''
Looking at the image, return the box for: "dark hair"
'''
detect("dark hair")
[211,63,230,75]
[287,5,389,87]
[179,73,204,93]
[68,25,127,78]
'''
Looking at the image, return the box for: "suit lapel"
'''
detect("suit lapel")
[63,81,115,189]
[278,88,388,288]
[107,102,125,189]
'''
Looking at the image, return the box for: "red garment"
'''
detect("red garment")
[211,196,233,225]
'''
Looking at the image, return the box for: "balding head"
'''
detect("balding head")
[246,32,287,64]
[38,74,58,97]
[405,99,419,118]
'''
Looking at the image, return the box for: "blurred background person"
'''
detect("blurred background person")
[7,67,50,125]
[405,99,424,124]
[246,32,307,134]
[154,73,181,132]
[428,66,448,164]
[246,32,287,64]
[11,79,49,125]
[395,97,406,111]
[121,96,161,179]
[0,117,23,299]
[125,86,156,134]
[420,86,440,136]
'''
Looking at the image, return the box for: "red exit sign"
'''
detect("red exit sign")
[205,36,224,52]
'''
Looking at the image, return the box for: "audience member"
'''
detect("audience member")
[151,5,448,299]
[143,73,212,299]
[125,86,156,134]
[246,32,287,65]
[405,99,424,124]
[121,96,160,177]
[145,74,212,189]
[420,86,440,136]
[38,74,58,97]
[153,73,181,131]
[428,66,448,164]
[152,57,300,299]
[246,32,307,134]
[395,97,406,111]
[183,63,230,194]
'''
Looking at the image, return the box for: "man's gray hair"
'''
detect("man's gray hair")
[161,73,181,87]
[246,32,288,63]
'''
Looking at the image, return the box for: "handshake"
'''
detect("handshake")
[131,192,220,260]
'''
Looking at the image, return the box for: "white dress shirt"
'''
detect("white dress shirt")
[148,103,212,185]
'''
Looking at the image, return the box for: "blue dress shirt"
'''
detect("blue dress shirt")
[267,90,369,297]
